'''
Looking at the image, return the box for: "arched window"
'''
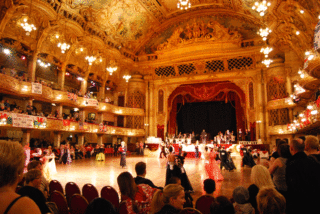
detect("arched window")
[267,77,287,101]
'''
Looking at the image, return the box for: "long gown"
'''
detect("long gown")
[43,153,57,181]
[119,146,126,167]
[204,151,224,181]
[24,146,30,173]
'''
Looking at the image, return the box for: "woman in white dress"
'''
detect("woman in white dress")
[42,146,57,181]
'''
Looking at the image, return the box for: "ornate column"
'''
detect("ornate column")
[53,131,61,148]
[78,134,85,146]
[286,68,293,122]
[58,62,67,90]
[28,51,38,82]
[22,129,31,146]
[256,70,264,141]
[97,134,103,146]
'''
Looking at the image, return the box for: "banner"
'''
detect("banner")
[32,83,42,94]
[67,92,78,102]
[99,123,107,132]
[84,98,99,107]
[12,114,34,128]
[79,122,89,131]
[34,116,47,128]
[63,120,71,126]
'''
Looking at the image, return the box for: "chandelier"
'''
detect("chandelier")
[19,16,37,36]
[258,27,272,41]
[107,66,117,75]
[123,75,131,82]
[57,42,70,53]
[252,0,271,16]
[37,59,51,68]
[177,0,191,10]
[85,55,96,65]
[262,59,273,67]
[260,46,273,58]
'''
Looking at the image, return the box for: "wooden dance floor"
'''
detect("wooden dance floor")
[53,155,255,202]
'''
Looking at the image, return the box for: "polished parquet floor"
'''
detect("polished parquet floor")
[52,154,257,202]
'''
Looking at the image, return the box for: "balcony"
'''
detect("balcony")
[266,98,296,110]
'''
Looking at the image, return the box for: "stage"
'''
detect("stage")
[52,155,264,204]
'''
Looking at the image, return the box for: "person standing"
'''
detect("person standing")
[113,143,118,157]
[139,141,144,156]
[119,141,127,168]
[23,142,31,173]
[200,129,207,144]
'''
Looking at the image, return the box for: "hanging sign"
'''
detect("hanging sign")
[32,83,42,94]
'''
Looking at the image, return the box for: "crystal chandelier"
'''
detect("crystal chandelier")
[260,46,273,58]
[20,17,37,36]
[123,75,131,82]
[106,66,117,75]
[177,0,191,10]
[258,27,272,41]
[85,56,96,65]
[252,0,271,16]
[262,59,273,67]
[37,59,51,68]
[57,42,70,53]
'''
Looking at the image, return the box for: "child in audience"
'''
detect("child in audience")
[204,178,216,196]
[233,186,254,214]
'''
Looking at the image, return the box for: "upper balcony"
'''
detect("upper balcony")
[0,73,144,116]
[266,98,296,110]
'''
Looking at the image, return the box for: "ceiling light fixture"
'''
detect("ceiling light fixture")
[258,27,272,41]
[37,59,51,68]
[252,0,271,16]
[3,48,11,55]
[262,59,273,67]
[107,66,117,76]
[123,75,131,82]
[260,46,273,58]
[177,0,191,10]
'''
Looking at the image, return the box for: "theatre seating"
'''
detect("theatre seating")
[65,182,81,206]
[49,190,69,214]
[82,183,99,203]
[70,194,88,214]
[101,186,120,209]
[195,195,215,214]
[49,180,64,195]
[180,208,202,214]
[118,201,128,214]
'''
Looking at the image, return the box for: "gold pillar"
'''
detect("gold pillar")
[80,80,87,96]
[53,131,61,148]
[22,130,31,146]
[78,134,85,146]
[28,51,38,82]
[58,63,67,90]
[97,134,103,146]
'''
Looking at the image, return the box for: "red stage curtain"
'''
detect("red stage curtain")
[157,124,164,140]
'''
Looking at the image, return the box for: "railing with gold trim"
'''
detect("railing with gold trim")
[268,125,295,135]
[266,98,296,110]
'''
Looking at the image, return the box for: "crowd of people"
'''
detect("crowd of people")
[1,135,320,213]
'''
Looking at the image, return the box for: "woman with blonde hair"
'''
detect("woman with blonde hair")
[0,141,41,214]
[257,187,286,214]
[248,165,274,213]
[151,184,186,214]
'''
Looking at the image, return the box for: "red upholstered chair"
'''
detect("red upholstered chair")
[195,195,215,214]
[82,183,99,204]
[49,190,69,214]
[65,182,81,206]
[118,201,128,214]
[101,186,120,209]
[70,194,89,214]
[49,180,64,195]
[180,208,202,214]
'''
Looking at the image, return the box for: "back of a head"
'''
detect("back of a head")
[251,165,274,189]
[278,144,291,159]
[117,172,136,199]
[135,162,146,176]
[85,198,116,214]
[25,169,42,184]
[169,146,173,153]
[233,186,249,204]
[210,196,235,214]
[204,179,216,194]
[151,184,184,213]
[0,141,25,188]
[305,135,319,151]
[257,187,286,214]
[27,160,41,171]
[291,138,305,153]
[167,176,181,185]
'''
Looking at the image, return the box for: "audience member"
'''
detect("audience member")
[232,186,254,214]
[304,135,320,162]
[84,198,117,214]
[286,138,320,214]
[117,171,157,214]
[203,178,216,196]
[167,176,193,208]
[269,140,287,164]
[210,196,235,214]
[18,169,51,214]
[257,187,286,214]
[151,184,185,214]
[134,161,163,189]
[27,160,49,198]
[0,141,41,214]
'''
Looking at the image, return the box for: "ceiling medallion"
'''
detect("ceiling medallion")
[252,0,271,16]
[177,0,191,10]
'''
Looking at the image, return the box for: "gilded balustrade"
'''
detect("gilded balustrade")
[0,74,144,116]
[266,98,296,110]
[268,125,295,135]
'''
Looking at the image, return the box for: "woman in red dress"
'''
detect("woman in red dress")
[204,147,223,181]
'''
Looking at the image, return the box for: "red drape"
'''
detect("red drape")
[157,124,164,140]
[168,82,246,136]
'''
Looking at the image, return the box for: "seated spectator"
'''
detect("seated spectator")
[85,198,117,214]
[256,187,286,214]
[27,160,49,198]
[26,101,34,115]
[167,176,193,208]
[151,184,185,214]
[304,135,320,162]
[117,171,157,214]
[0,141,41,214]
[269,140,287,164]
[203,178,216,196]
[233,186,254,214]
[75,145,83,159]
[4,100,10,109]
[18,169,51,214]
[210,196,235,214]
[134,162,163,189]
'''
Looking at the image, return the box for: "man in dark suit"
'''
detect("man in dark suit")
[286,138,320,214]
[134,162,163,190]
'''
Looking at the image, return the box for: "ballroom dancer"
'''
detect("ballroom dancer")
[119,141,127,168]
[220,147,231,170]
[165,147,178,185]
[227,149,236,171]
[241,146,256,167]
[204,147,223,181]
[23,142,31,173]
[42,148,56,181]
[176,152,194,191]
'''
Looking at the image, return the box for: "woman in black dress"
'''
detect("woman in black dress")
[119,141,127,168]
